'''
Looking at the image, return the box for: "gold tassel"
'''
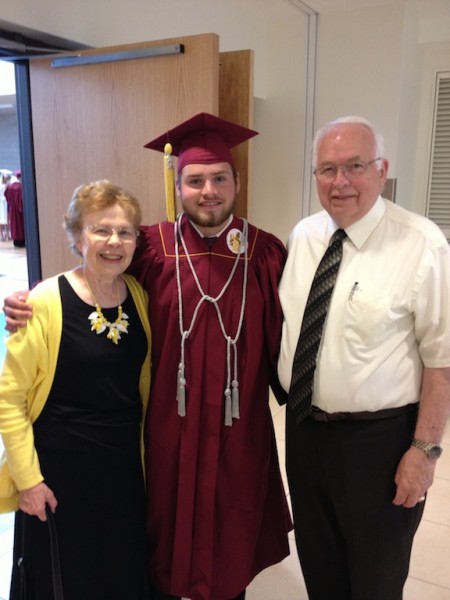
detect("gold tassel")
[164,142,176,223]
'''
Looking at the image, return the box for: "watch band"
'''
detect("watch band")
[411,438,443,459]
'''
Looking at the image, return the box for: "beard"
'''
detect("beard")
[181,199,235,232]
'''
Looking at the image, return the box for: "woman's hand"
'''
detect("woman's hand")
[19,482,58,522]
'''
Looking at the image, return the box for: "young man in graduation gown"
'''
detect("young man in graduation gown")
[3,114,292,600]
[132,113,291,600]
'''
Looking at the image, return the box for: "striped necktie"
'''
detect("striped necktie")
[288,228,347,422]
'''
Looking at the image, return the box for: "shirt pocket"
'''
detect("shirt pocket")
[342,293,397,347]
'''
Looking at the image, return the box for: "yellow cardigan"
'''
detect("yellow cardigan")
[0,273,151,513]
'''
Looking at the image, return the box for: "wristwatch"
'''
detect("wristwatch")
[411,438,443,459]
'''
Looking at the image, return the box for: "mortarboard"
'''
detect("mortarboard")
[145,113,258,222]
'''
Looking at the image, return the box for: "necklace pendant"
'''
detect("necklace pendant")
[86,298,129,345]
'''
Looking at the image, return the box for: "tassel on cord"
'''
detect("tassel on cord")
[224,389,232,427]
[231,342,240,419]
[164,143,177,223]
[224,337,233,426]
[177,362,186,417]
[231,381,240,419]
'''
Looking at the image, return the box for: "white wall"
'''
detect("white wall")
[314,0,450,219]
[398,0,450,215]
[2,0,450,242]
[313,2,405,214]
[252,16,309,245]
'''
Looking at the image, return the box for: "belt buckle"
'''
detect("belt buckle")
[311,407,347,422]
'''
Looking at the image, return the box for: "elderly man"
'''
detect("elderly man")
[278,116,450,600]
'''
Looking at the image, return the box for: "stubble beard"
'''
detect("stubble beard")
[182,200,235,232]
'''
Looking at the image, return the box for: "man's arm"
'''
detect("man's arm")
[393,366,450,508]
[3,289,32,332]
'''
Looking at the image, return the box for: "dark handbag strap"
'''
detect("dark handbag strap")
[17,510,28,599]
[45,505,65,600]
[15,507,65,600]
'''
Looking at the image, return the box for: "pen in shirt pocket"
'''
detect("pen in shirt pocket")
[349,282,360,301]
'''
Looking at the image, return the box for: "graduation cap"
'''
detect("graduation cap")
[145,113,258,222]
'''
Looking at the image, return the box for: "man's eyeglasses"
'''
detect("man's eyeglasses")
[314,157,382,182]
[83,225,140,243]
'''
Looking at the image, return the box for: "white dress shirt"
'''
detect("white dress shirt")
[278,196,450,413]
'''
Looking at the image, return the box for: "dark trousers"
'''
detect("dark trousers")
[286,406,424,600]
[151,588,245,600]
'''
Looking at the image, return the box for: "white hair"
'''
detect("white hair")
[312,116,386,169]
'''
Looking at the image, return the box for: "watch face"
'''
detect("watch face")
[412,439,443,459]
[429,445,443,459]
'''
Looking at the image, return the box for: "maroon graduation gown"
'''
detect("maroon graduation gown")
[4,181,25,242]
[130,215,292,600]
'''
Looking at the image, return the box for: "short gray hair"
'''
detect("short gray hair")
[312,116,385,169]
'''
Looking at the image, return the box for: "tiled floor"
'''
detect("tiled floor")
[0,240,449,599]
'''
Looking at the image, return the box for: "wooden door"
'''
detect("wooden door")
[28,34,241,277]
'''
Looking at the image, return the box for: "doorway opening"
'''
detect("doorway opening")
[0,20,90,284]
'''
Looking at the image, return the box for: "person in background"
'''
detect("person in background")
[0,170,12,241]
[0,180,151,600]
[278,116,450,600]
[4,169,25,247]
[3,113,292,600]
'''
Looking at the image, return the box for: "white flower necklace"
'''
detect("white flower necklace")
[84,275,129,345]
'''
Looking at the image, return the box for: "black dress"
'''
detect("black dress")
[10,275,150,600]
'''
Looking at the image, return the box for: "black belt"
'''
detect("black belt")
[309,403,417,422]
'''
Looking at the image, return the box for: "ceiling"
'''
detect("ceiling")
[0,18,89,60]
[285,0,402,13]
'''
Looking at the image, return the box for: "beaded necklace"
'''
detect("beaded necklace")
[174,214,249,426]
[84,275,129,345]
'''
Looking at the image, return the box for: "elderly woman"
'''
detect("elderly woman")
[0,180,151,599]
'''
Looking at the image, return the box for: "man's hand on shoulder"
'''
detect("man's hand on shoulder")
[3,289,32,332]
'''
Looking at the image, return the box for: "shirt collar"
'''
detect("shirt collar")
[329,196,386,250]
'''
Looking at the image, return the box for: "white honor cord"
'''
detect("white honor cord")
[174,214,249,425]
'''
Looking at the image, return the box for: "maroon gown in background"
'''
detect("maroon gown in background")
[130,214,292,600]
[4,181,25,245]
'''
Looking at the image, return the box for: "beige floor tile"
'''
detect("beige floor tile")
[435,439,450,482]
[409,519,450,589]
[270,400,286,441]
[423,476,450,527]
[247,537,307,599]
[442,419,450,445]
[404,577,450,600]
